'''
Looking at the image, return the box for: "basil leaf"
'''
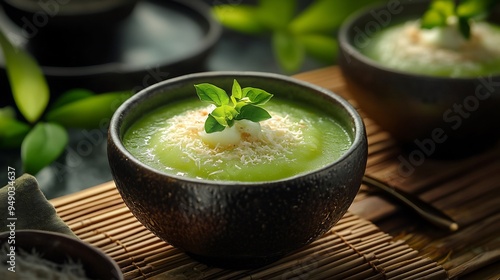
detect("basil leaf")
[0,29,49,123]
[212,5,268,34]
[432,0,455,17]
[204,114,225,134]
[421,10,447,29]
[232,79,243,100]
[421,0,454,29]
[257,0,296,30]
[298,34,338,64]
[195,83,229,106]
[242,87,274,105]
[235,104,272,122]
[0,117,30,149]
[50,88,95,110]
[45,91,131,129]
[457,0,493,19]
[272,31,304,73]
[211,105,238,127]
[21,122,68,174]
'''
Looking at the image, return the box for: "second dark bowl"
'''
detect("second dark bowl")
[338,1,500,158]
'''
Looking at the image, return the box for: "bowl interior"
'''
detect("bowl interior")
[112,72,364,182]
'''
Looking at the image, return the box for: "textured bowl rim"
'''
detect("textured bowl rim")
[109,71,366,186]
[0,229,123,279]
[338,0,500,81]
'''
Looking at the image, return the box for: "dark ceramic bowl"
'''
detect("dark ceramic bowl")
[1,0,139,32]
[0,230,123,279]
[338,0,500,158]
[107,72,367,267]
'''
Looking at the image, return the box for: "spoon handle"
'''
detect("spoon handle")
[362,175,459,232]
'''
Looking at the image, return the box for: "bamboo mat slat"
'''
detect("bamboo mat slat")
[50,182,447,280]
[296,67,500,279]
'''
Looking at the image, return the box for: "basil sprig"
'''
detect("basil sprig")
[421,0,498,39]
[195,80,273,133]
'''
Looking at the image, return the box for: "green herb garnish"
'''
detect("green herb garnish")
[195,80,273,134]
[421,0,498,39]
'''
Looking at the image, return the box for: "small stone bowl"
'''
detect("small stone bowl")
[338,0,500,158]
[0,230,123,279]
[107,72,367,268]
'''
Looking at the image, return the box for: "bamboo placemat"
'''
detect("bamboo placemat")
[50,182,447,279]
[295,67,500,279]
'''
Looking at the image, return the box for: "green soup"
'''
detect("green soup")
[123,98,352,182]
[359,21,500,77]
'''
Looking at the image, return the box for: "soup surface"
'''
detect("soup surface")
[359,20,500,77]
[123,98,352,182]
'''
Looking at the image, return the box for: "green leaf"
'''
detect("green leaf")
[195,84,230,106]
[421,0,455,29]
[45,91,132,129]
[196,79,274,134]
[457,0,494,19]
[235,104,272,122]
[458,16,471,39]
[257,0,297,30]
[0,117,30,149]
[432,0,455,17]
[204,114,225,134]
[242,87,274,105]
[211,105,238,127]
[0,29,49,123]
[232,79,243,100]
[272,31,305,73]
[50,88,95,110]
[212,5,268,34]
[0,106,16,119]
[297,34,338,64]
[289,0,381,34]
[421,9,448,29]
[21,122,68,174]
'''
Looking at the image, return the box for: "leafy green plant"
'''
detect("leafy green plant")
[195,79,273,133]
[213,0,381,73]
[421,0,499,39]
[0,29,131,174]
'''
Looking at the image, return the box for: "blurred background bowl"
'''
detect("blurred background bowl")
[1,0,139,31]
[0,0,222,100]
[107,71,367,268]
[338,0,500,158]
[0,229,123,279]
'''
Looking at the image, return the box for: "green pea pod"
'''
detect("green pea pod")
[45,91,132,129]
[21,122,68,175]
[0,29,49,123]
